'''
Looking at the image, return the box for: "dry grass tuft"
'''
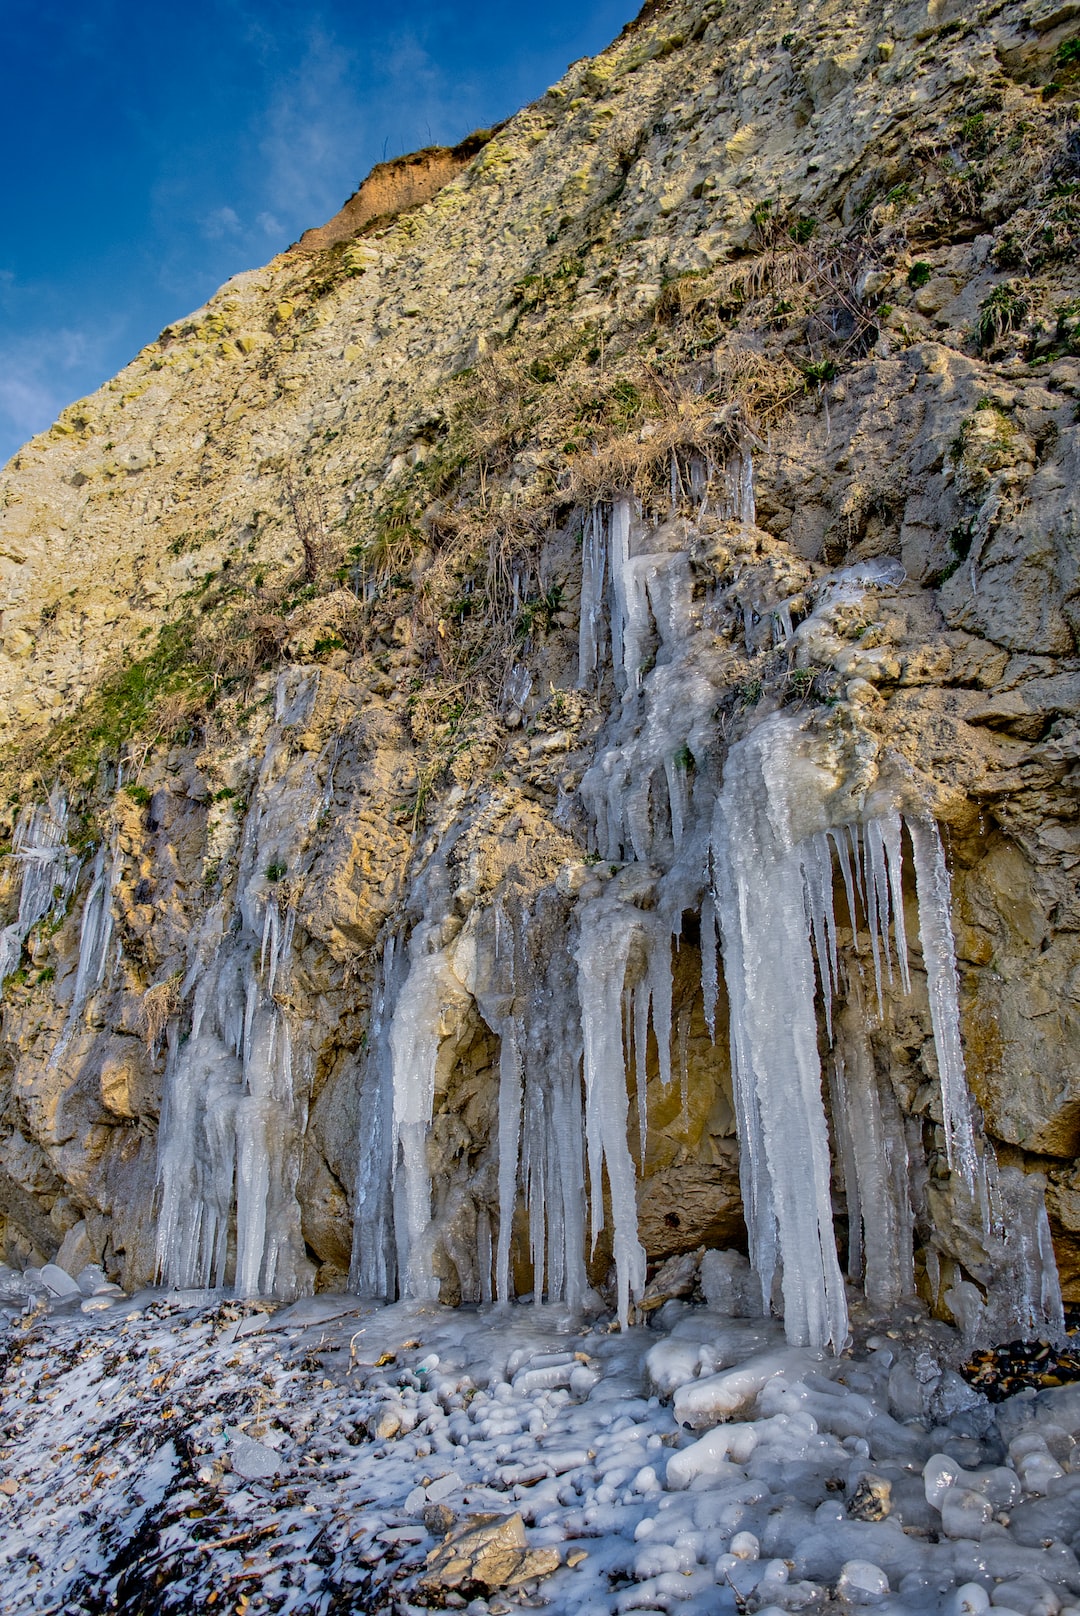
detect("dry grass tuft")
[141,973,183,1050]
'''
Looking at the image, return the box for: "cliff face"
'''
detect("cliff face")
[0,0,1078,1325]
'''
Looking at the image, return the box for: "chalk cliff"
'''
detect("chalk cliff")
[0,0,1078,1334]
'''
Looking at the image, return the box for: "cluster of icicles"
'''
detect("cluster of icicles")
[347,479,1063,1351]
[6,466,1063,1353]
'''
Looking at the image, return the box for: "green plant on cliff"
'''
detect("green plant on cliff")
[975,282,1030,350]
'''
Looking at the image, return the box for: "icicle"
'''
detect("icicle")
[577,508,607,687]
[995,1168,1066,1342]
[771,602,795,648]
[833,984,915,1310]
[622,558,655,694]
[879,810,911,996]
[522,1070,546,1303]
[388,922,453,1302]
[865,819,897,991]
[738,448,756,525]
[828,1055,862,1284]
[576,898,646,1328]
[664,753,689,851]
[633,980,651,1170]
[476,1206,493,1305]
[829,826,861,955]
[608,499,632,688]
[351,931,405,1297]
[802,832,838,1043]
[860,827,885,1001]
[712,713,849,1351]
[742,604,756,656]
[677,1007,691,1122]
[700,891,718,1042]
[495,1017,523,1304]
[905,816,978,1186]
[647,927,673,1090]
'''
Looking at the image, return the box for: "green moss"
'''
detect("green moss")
[25,616,207,793]
[123,783,151,806]
[907,261,933,288]
[265,862,287,883]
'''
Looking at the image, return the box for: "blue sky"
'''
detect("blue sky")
[0,1,635,467]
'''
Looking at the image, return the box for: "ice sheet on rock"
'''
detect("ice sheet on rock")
[0,794,79,989]
[13,1289,1080,1616]
[50,834,123,1067]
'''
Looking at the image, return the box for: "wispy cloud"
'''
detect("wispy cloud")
[200,205,243,240]
[0,307,120,462]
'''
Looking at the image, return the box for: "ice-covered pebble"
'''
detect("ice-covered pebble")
[924,1452,961,1507]
[40,1264,81,1298]
[1010,1434,1065,1495]
[729,1531,759,1560]
[75,1265,108,1296]
[226,1429,282,1481]
[665,1424,758,1489]
[673,1351,813,1429]
[949,1584,990,1615]
[940,1487,993,1539]
[836,1560,889,1604]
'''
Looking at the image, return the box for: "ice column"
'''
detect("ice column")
[712,715,849,1351]
[831,985,916,1310]
[388,922,457,1302]
[578,508,608,688]
[351,931,408,1297]
[575,896,648,1328]
[495,1016,523,1304]
[906,817,977,1185]
[516,890,589,1310]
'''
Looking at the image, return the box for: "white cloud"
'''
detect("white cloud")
[201,205,243,240]
[0,322,117,464]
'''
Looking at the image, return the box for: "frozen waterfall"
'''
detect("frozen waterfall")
[154,672,319,1299]
[341,483,1061,1349]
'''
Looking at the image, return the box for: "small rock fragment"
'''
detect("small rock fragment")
[848,1472,892,1521]
[420,1513,560,1603]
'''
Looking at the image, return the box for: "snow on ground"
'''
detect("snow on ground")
[2,1281,1080,1615]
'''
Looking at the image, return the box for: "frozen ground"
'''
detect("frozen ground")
[2,1277,1080,1616]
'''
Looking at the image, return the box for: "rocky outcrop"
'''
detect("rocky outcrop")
[0,0,1078,1316]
